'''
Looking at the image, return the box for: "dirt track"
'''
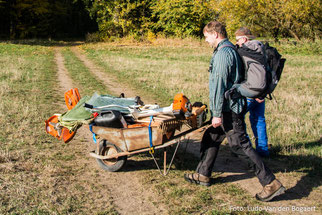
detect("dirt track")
[54,47,166,215]
[54,46,321,214]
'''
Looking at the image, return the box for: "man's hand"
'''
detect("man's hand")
[212,117,222,128]
[255,98,265,103]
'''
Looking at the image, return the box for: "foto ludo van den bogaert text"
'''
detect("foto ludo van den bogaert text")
[230,205,317,212]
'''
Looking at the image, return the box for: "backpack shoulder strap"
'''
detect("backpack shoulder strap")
[217,44,237,51]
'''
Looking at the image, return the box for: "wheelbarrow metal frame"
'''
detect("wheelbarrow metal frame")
[89,123,210,160]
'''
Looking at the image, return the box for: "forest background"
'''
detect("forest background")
[0,0,321,41]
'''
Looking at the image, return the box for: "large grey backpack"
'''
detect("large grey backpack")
[263,42,286,99]
[236,41,285,99]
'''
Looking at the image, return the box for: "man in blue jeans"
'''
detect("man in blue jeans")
[234,27,270,157]
[247,98,269,157]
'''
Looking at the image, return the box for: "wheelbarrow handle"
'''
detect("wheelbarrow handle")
[192,104,207,116]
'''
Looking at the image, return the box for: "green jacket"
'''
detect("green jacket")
[208,39,245,117]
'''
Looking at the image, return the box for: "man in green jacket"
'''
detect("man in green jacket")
[184,21,285,202]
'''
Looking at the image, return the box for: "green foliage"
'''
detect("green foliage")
[9,0,51,38]
[151,0,214,37]
[211,0,322,41]
[83,0,320,41]
[1,0,321,40]
[83,0,214,40]
[84,0,154,39]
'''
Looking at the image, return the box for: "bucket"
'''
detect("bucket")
[94,110,127,128]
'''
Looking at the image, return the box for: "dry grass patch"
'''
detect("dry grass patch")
[0,43,119,214]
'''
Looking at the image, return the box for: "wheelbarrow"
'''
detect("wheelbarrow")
[88,117,211,175]
[45,89,210,175]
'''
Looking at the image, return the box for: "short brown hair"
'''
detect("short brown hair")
[203,21,227,38]
[235,27,255,39]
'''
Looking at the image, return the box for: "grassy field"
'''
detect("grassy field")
[61,47,112,95]
[0,43,118,214]
[82,39,321,158]
[0,38,321,214]
[80,39,321,213]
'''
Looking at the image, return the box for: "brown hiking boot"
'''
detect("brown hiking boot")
[256,179,285,202]
[184,173,211,186]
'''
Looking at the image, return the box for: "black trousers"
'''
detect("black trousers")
[196,111,275,187]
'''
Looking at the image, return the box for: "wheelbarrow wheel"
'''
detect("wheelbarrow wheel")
[96,140,127,172]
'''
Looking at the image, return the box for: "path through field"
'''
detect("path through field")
[70,46,155,104]
[54,47,166,215]
[54,46,321,215]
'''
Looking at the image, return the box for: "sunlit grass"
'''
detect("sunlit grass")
[0,38,321,214]
[82,40,321,158]
[81,39,321,213]
[0,43,118,214]
[61,47,111,96]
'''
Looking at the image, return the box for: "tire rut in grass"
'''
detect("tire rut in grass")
[70,47,135,97]
[55,47,75,92]
[70,46,156,104]
[55,47,167,214]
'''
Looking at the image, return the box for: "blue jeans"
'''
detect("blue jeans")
[247,98,269,157]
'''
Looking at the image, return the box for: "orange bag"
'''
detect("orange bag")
[61,127,76,143]
[45,115,62,140]
[64,88,81,110]
[45,115,76,143]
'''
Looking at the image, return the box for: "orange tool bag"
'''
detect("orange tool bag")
[45,114,76,143]
[45,88,81,143]
[45,115,62,140]
[64,88,81,110]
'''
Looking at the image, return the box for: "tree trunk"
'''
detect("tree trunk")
[9,0,16,39]
[272,28,279,42]
[288,28,301,41]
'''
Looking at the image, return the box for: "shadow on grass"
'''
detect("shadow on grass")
[283,138,321,151]
[121,141,201,173]
[120,138,321,201]
[267,140,322,201]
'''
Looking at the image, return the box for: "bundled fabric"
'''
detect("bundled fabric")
[58,93,140,131]
[58,96,92,131]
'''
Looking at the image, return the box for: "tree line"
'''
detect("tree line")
[0,0,97,39]
[1,0,321,41]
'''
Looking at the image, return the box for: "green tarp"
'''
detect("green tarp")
[58,93,139,131]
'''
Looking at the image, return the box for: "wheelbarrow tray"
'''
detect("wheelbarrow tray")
[88,120,211,160]
[90,124,164,152]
